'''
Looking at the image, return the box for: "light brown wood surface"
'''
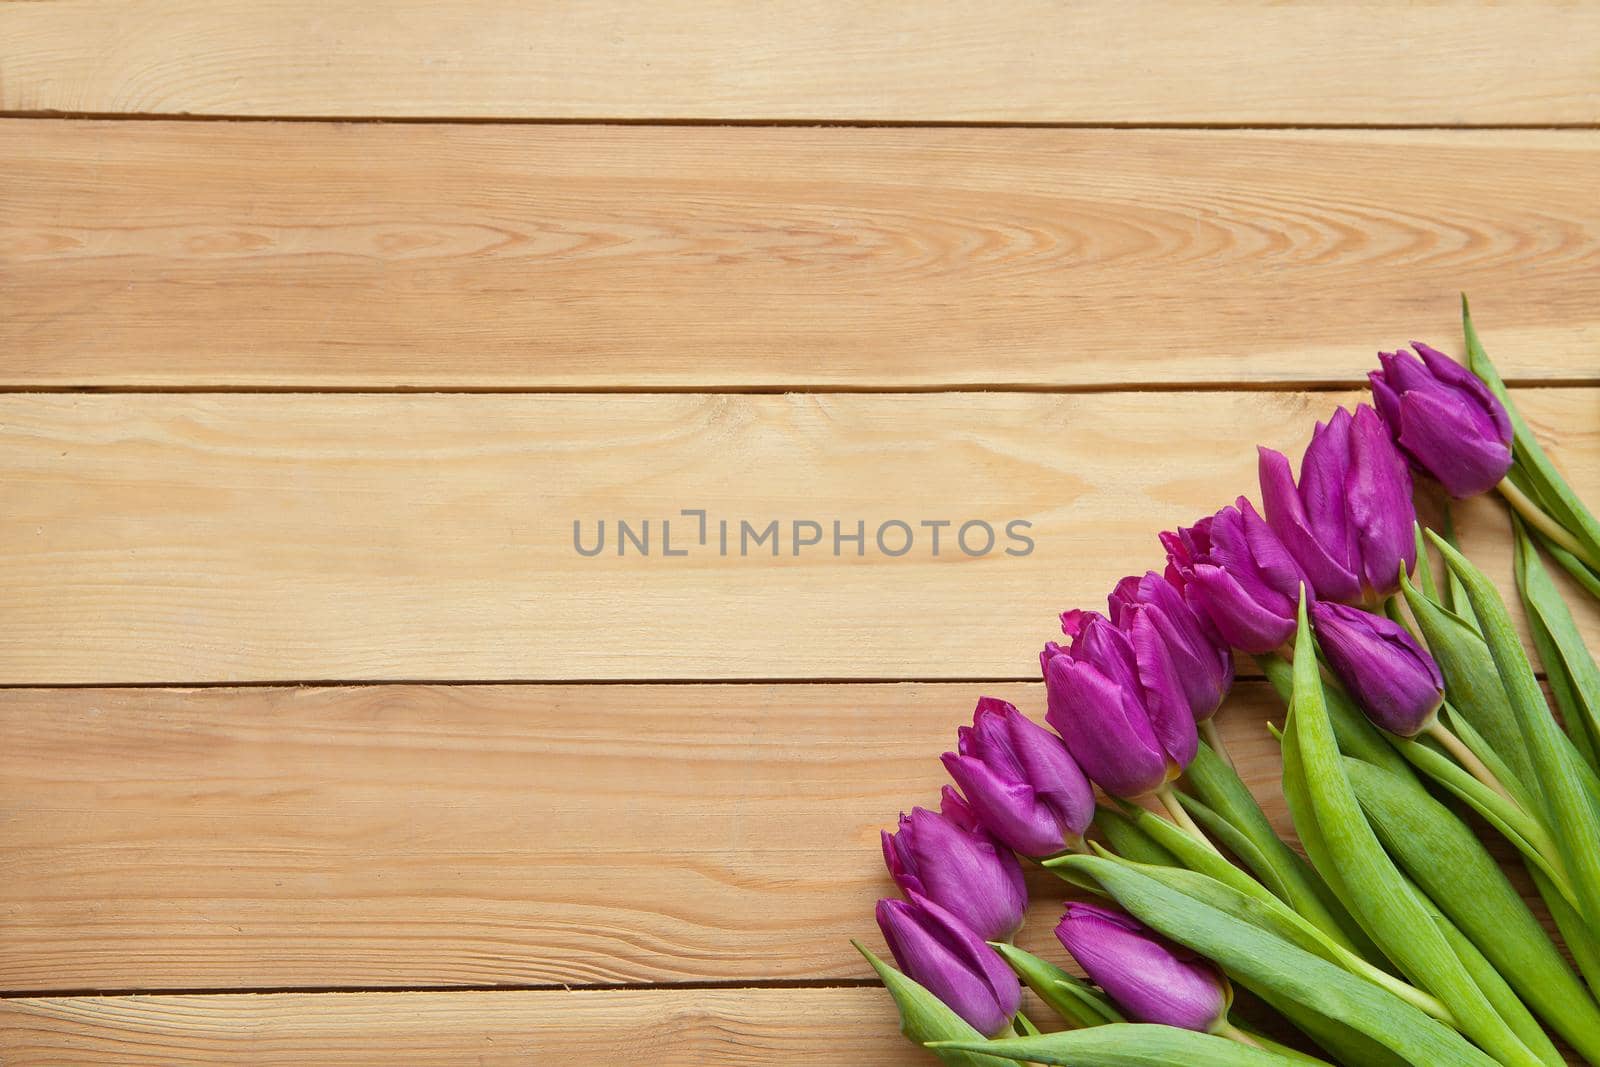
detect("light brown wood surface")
[7,7,1600,1064]
[4,122,1599,390]
[0,388,1593,685]
[2,1,1597,124]
[0,680,1293,991]
[0,988,910,1065]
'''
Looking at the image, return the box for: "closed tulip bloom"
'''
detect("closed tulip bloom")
[1056,902,1231,1032]
[1369,342,1513,498]
[1041,611,1198,798]
[1162,498,1308,654]
[941,698,1094,858]
[1310,601,1444,737]
[881,791,1028,943]
[876,893,1022,1036]
[1107,571,1234,723]
[1258,405,1416,605]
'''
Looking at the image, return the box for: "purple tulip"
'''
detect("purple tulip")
[1310,601,1444,737]
[877,893,1022,1036]
[1369,342,1514,498]
[1162,497,1309,654]
[1257,405,1416,606]
[881,791,1028,943]
[1107,571,1234,723]
[941,698,1094,858]
[1041,611,1198,798]
[1056,902,1231,1032]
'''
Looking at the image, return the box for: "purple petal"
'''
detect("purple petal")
[1043,654,1170,798]
[1346,405,1417,597]
[1258,445,1361,603]
[1397,390,1513,498]
[1311,601,1443,736]
[940,751,1064,858]
[1056,902,1228,1032]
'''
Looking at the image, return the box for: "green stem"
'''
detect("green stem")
[1198,717,1234,770]
[1425,719,1518,806]
[1499,477,1600,572]
[1213,1020,1265,1049]
[1154,783,1224,857]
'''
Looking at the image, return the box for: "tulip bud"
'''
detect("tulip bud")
[1107,571,1234,723]
[941,698,1094,858]
[1162,498,1308,654]
[1041,612,1198,799]
[1258,405,1416,605]
[876,893,1022,1037]
[1369,342,1514,498]
[881,791,1028,943]
[1310,601,1444,737]
[1056,902,1231,1032]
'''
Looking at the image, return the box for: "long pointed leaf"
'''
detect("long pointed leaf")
[855,942,1014,1066]
[1515,521,1600,774]
[1054,855,1501,1067]
[1283,594,1544,1067]
[1182,742,1369,956]
[933,1024,1317,1067]
[1401,566,1535,787]
[990,943,1122,1030]
[1348,757,1600,1063]
[1432,532,1600,940]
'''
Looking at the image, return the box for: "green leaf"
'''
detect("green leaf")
[989,943,1123,1030]
[1094,804,1180,867]
[1053,855,1502,1067]
[1431,532,1600,940]
[1283,593,1546,1067]
[1389,733,1576,904]
[1463,296,1600,561]
[1348,757,1600,1063]
[1091,856,1448,1026]
[1401,564,1534,788]
[1421,895,1563,1067]
[1515,521,1600,775]
[931,1024,1318,1066]
[1532,866,1600,996]
[1111,805,1280,909]
[1544,538,1600,602]
[854,942,1015,1067]
[1182,744,1371,957]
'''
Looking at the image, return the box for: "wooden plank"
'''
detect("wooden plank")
[0,389,1593,685]
[1,2,1596,124]
[0,680,1298,991]
[0,988,915,1065]
[4,121,1599,390]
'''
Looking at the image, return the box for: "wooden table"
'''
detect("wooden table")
[1,4,1597,1063]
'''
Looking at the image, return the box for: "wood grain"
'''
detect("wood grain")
[0,988,916,1065]
[0,389,1593,685]
[2,2,1596,124]
[0,680,1297,991]
[4,121,1599,390]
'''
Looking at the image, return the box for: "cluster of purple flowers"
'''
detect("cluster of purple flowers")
[874,343,1512,1036]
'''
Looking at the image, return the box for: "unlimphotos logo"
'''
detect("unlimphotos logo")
[572,509,1034,559]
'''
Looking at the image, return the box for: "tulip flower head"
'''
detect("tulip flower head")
[1041,611,1198,799]
[940,698,1095,858]
[1310,601,1444,737]
[1106,571,1234,723]
[876,893,1022,1036]
[881,790,1028,943]
[1162,497,1308,654]
[1258,404,1417,605]
[1056,902,1231,1032]
[1369,342,1514,499]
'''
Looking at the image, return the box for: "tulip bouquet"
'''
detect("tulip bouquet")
[857,299,1600,1067]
